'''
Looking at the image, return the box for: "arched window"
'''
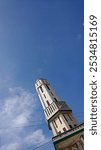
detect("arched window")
[69,125,72,129]
[58,116,62,124]
[63,127,66,132]
[39,86,43,93]
[46,100,50,106]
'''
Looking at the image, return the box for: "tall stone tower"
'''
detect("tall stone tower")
[35,79,84,150]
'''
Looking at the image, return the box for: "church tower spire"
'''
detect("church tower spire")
[35,79,84,150]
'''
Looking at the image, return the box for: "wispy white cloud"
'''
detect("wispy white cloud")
[25,129,49,145]
[13,113,28,125]
[0,86,36,127]
[1,142,20,150]
[0,77,50,150]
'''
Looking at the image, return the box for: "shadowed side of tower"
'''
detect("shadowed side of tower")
[35,79,84,150]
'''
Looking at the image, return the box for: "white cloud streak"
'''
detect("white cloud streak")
[0,77,49,150]
[25,129,49,145]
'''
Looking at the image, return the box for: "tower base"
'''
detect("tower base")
[52,123,84,150]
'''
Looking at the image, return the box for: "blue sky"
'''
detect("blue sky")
[0,0,84,150]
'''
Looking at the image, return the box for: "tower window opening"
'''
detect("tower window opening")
[54,97,58,102]
[74,124,77,127]
[69,125,72,129]
[68,114,72,121]
[39,86,43,93]
[63,114,68,122]
[58,116,62,124]
[51,92,54,96]
[44,94,46,98]
[54,120,58,128]
[45,84,50,90]
[46,100,50,106]
[58,131,61,135]
[63,127,66,132]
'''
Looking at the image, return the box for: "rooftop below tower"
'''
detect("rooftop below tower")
[52,123,84,150]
